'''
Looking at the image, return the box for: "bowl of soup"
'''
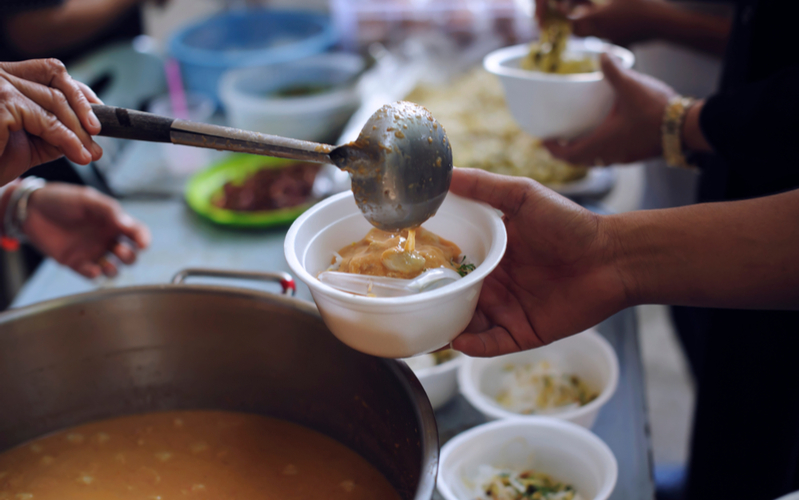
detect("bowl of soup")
[483,38,635,139]
[285,191,507,358]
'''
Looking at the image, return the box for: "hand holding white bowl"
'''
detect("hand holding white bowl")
[542,53,678,166]
[448,167,630,358]
[483,39,634,140]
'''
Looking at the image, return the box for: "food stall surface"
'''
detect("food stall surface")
[11,199,655,500]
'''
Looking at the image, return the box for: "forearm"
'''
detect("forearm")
[4,0,139,57]
[606,190,798,310]
[645,1,731,57]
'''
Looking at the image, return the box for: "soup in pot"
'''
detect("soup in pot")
[0,410,401,500]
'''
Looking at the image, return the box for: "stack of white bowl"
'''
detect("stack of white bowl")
[434,329,620,500]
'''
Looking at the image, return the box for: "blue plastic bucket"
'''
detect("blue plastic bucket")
[168,9,337,103]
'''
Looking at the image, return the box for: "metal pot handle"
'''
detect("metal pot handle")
[171,268,296,296]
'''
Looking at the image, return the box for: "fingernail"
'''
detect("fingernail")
[88,112,100,130]
[118,214,135,228]
[90,142,103,159]
[81,146,92,163]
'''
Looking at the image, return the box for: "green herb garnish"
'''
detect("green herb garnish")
[453,255,476,277]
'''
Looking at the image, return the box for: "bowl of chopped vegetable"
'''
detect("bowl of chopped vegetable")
[285,191,507,358]
[459,329,618,428]
[437,418,617,500]
[484,39,634,139]
[403,349,463,410]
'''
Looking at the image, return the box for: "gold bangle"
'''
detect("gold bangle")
[661,96,697,170]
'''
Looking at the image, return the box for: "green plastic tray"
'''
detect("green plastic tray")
[185,154,316,228]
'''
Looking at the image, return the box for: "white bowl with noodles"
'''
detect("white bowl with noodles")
[403,351,464,410]
[459,329,619,428]
[437,418,617,500]
[285,191,506,358]
[483,38,635,139]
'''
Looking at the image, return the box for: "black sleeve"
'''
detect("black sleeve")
[0,0,62,15]
[699,67,799,184]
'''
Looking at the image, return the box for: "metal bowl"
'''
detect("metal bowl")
[0,269,438,500]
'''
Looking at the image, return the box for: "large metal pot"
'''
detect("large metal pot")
[0,269,438,500]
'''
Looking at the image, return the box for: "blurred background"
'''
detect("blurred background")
[0,0,735,497]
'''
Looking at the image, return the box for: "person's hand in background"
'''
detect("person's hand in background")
[534,0,655,45]
[542,53,676,165]
[0,58,103,185]
[449,167,631,357]
[22,183,150,278]
[534,0,731,55]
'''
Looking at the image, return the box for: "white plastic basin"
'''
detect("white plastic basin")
[219,53,363,141]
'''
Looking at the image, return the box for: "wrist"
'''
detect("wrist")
[4,177,45,241]
[662,96,698,169]
[681,100,712,153]
[597,213,643,310]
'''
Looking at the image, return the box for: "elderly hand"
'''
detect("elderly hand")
[542,53,675,165]
[449,168,630,357]
[0,59,103,185]
[22,183,150,278]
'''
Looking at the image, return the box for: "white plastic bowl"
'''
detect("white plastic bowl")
[404,354,464,410]
[438,418,618,500]
[219,53,363,141]
[459,329,619,428]
[483,39,634,139]
[285,191,507,358]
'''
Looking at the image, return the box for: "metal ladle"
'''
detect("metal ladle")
[92,101,453,230]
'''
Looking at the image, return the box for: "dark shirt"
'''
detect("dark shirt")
[678,2,798,499]
[697,0,799,201]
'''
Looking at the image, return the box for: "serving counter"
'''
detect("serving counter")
[11,198,655,500]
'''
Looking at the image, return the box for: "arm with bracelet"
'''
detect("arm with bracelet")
[0,177,151,278]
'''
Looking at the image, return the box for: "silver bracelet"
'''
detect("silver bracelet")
[4,177,46,242]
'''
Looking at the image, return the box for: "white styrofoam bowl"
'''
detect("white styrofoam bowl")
[438,418,618,500]
[483,38,634,139]
[404,354,464,410]
[219,53,363,141]
[285,191,506,358]
[459,329,619,428]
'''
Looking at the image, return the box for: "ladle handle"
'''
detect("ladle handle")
[92,104,173,142]
[91,104,334,163]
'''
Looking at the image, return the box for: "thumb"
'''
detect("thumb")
[449,167,536,216]
[600,52,629,90]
